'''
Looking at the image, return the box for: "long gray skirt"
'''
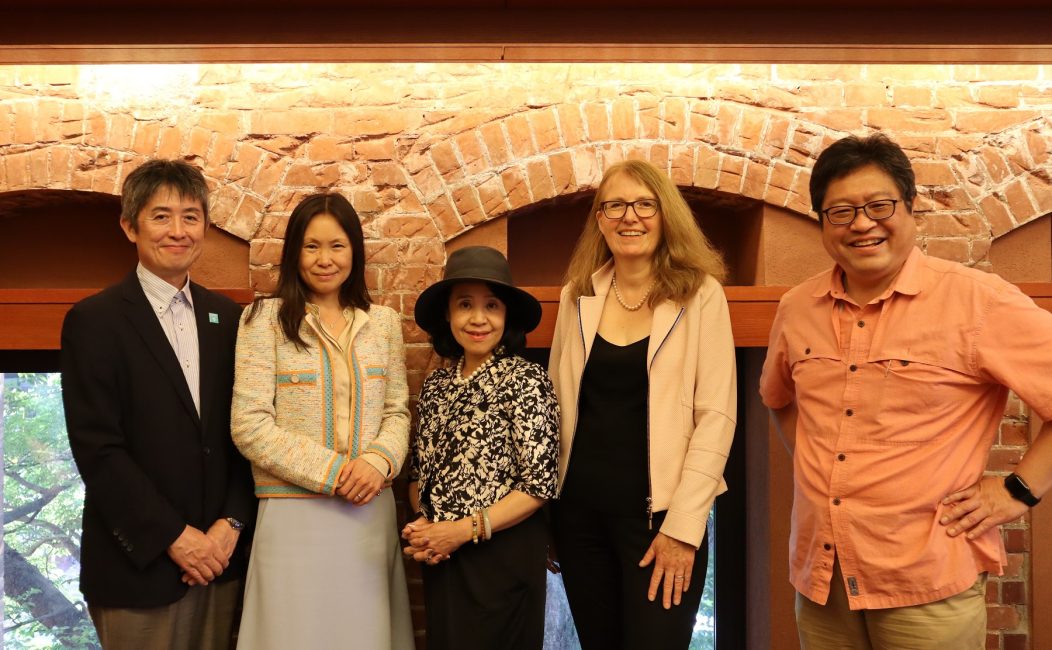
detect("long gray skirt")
[236,493,414,649]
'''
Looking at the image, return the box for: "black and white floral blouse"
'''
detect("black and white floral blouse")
[410,353,559,522]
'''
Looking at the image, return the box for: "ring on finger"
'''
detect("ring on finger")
[674,575,684,581]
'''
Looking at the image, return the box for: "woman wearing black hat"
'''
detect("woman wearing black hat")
[402,245,559,650]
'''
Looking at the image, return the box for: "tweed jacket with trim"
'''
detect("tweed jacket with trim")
[231,298,410,498]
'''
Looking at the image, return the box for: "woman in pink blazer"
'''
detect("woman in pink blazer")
[548,160,737,649]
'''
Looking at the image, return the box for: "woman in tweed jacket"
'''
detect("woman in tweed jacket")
[231,193,413,649]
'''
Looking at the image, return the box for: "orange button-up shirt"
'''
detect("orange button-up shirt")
[760,247,1052,609]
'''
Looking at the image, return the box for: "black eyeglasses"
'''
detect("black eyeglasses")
[821,199,900,226]
[599,199,659,220]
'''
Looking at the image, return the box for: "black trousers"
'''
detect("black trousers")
[552,501,708,650]
[422,510,548,650]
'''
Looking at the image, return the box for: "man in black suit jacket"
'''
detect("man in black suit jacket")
[61,159,255,649]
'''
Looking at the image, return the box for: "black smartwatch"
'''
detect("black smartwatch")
[225,517,245,531]
[1004,473,1041,507]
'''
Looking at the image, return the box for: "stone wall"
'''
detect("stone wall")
[2,62,1050,650]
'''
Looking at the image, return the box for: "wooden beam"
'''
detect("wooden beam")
[0,288,254,350]
[5,284,1050,350]
[3,9,1052,64]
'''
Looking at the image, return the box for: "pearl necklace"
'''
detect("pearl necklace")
[611,273,654,312]
[453,353,495,385]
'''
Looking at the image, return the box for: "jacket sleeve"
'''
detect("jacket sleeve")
[230,302,347,495]
[547,286,573,396]
[547,286,577,490]
[61,303,186,569]
[217,299,257,527]
[360,308,411,479]
[662,281,738,548]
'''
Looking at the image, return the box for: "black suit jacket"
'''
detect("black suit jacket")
[61,272,256,608]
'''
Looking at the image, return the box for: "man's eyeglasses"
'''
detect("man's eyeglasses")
[821,199,900,226]
[599,199,659,220]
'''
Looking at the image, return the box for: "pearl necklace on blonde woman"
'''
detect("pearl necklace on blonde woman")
[611,272,654,312]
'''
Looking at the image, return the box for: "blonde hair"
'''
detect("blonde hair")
[564,160,727,305]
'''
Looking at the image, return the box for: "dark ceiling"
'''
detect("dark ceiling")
[20,0,1052,6]
[3,3,1052,64]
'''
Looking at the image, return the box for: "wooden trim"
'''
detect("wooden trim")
[7,44,1052,65]
[0,288,254,350]
[1016,283,1052,313]
[6,284,1049,350]
[3,8,1052,65]
[522,282,1046,349]
[0,288,255,303]
[522,284,787,348]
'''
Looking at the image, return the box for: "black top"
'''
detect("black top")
[410,354,560,521]
[561,334,650,515]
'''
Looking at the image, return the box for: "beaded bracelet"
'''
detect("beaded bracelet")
[471,511,479,544]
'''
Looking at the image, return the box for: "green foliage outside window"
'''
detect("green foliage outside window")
[3,373,100,649]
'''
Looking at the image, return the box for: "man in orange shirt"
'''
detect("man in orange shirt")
[760,133,1052,649]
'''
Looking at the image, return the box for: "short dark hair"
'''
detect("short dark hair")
[121,159,210,231]
[429,282,529,360]
[810,133,917,220]
[247,192,371,349]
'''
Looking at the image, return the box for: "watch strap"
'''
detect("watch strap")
[1004,473,1041,507]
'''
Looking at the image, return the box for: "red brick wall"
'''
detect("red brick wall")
[2,62,1050,649]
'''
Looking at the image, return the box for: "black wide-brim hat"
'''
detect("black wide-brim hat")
[414,245,542,338]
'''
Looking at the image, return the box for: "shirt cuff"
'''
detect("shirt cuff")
[360,452,393,479]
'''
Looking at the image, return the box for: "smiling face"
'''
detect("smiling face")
[596,172,663,264]
[447,281,506,369]
[821,164,917,303]
[120,185,207,289]
[298,212,352,305]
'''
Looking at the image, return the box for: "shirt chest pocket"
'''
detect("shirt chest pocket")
[787,342,843,385]
[869,352,953,441]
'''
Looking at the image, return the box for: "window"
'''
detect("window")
[3,369,101,649]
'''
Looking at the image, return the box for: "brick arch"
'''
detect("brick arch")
[0,115,356,248]
[897,116,1052,265]
[0,141,273,241]
[409,101,821,242]
[408,102,1052,268]
[945,117,1052,231]
[6,96,1051,284]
